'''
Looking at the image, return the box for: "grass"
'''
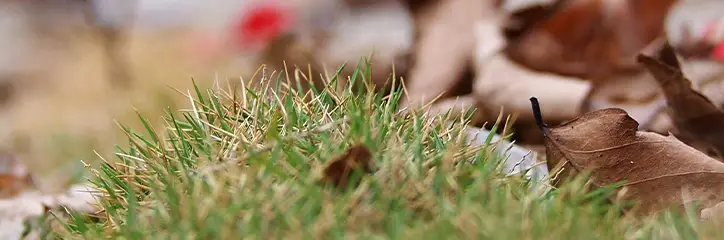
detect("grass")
[43,61,724,239]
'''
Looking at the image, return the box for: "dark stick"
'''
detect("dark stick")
[529,97,547,132]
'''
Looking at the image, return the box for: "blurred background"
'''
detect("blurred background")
[0,0,722,191]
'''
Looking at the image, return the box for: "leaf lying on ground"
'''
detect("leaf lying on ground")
[530,97,724,215]
[499,0,572,41]
[473,52,590,124]
[505,0,677,81]
[321,144,374,190]
[400,0,489,110]
[637,43,724,158]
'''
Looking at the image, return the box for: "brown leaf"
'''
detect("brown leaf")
[321,144,374,189]
[399,0,488,109]
[530,97,724,215]
[473,52,591,125]
[581,59,724,138]
[470,9,590,143]
[505,0,678,81]
[500,0,573,41]
[637,43,724,157]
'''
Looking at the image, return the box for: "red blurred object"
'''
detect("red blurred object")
[184,1,295,65]
[713,41,724,61]
[232,1,295,50]
[704,21,724,61]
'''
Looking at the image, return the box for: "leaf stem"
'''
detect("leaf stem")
[529,97,546,132]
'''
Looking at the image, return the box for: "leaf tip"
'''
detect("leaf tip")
[636,42,681,68]
[658,42,682,69]
[635,54,649,64]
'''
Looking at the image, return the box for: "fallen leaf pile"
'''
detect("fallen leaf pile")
[397,0,724,148]
[530,96,724,216]
[527,38,724,217]
[400,0,683,139]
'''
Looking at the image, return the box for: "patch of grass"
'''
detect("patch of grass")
[52,62,724,239]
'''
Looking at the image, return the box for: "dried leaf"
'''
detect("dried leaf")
[500,0,572,41]
[400,0,489,109]
[637,43,724,157]
[506,0,677,81]
[582,60,724,136]
[321,144,374,189]
[473,52,590,124]
[470,8,590,142]
[530,97,724,215]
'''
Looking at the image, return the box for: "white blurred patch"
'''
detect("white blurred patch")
[666,0,724,46]
[90,0,247,30]
[317,4,414,71]
[474,18,507,66]
[464,127,549,187]
[499,0,556,13]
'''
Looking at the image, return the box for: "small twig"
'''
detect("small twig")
[529,97,547,132]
